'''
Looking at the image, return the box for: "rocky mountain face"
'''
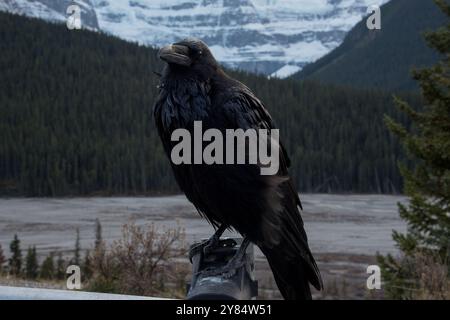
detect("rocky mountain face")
[0,0,99,29]
[293,0,446,91]
[0,0,389,77]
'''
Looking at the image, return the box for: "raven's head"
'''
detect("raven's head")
[158,38,219,78]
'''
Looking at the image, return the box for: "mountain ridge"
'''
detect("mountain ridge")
[0,0,390,77]
[293,0,447,91]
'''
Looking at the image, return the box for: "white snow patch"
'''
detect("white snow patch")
[270,64,302,78]
[0,0,392,74]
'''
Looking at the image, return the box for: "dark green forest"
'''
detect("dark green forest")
[0,12,420,196]
[294,0,446,91]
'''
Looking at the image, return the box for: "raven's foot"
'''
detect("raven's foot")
[221,260,245,279]
[199,261,244,278]
[200,237,251,278]
[203,224,227,255]
[221,237,250,278]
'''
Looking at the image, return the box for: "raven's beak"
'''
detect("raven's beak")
[158,44,191,66]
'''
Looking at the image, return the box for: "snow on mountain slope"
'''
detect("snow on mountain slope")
[0,0,99,29]
[270,65,302,79]
[0,0,389,77]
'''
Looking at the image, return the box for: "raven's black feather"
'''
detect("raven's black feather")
[153,38,322,299]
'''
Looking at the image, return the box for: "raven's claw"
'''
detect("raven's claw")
[203,236,219,255]
[202,224,227,256]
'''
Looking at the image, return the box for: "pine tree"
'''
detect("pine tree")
[95,219,103,250]
[82,250,93,280]
[0,244,5,273]
[40,253,55,279]
[25,246,38,279]
[72,228,81,266]
[378,0,450,299]
[55,252,66,280]
[9,234,22,276]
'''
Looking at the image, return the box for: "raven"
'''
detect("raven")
[153,38,323,299]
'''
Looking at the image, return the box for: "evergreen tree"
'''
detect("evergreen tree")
[40,253,55,279]
[55,252,66,280]
[95,219,103,251]
[82,250,93,280]
[0,244,5,273]
[378,0,450,299]
[72,228,81,266]
[25,246,38,279]
[8,234,22,276]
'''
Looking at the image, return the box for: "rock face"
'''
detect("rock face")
[0,0,389,77]
[293,0,446,91]
[0,0,99,29]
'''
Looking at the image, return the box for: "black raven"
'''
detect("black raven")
[153,38,322,300]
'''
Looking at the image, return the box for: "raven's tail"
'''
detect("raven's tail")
[259,201,323,300]
[261,244,321,300]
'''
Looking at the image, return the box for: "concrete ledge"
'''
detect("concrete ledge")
[0,285,167,300]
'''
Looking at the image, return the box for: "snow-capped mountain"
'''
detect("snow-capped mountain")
[0,0,389,77]
[0,0,99,29]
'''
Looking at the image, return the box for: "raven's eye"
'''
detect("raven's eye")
[198,50,203,55]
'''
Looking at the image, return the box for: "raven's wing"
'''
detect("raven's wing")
[153,82,226,228]
[219,84,299,206]
[218,84,323,295]
[222,85,291,163]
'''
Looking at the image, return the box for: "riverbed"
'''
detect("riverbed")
[0,194,407,257]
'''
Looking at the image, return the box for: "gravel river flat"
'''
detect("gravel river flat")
[0,194,407,257]
[0,194,408,299]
